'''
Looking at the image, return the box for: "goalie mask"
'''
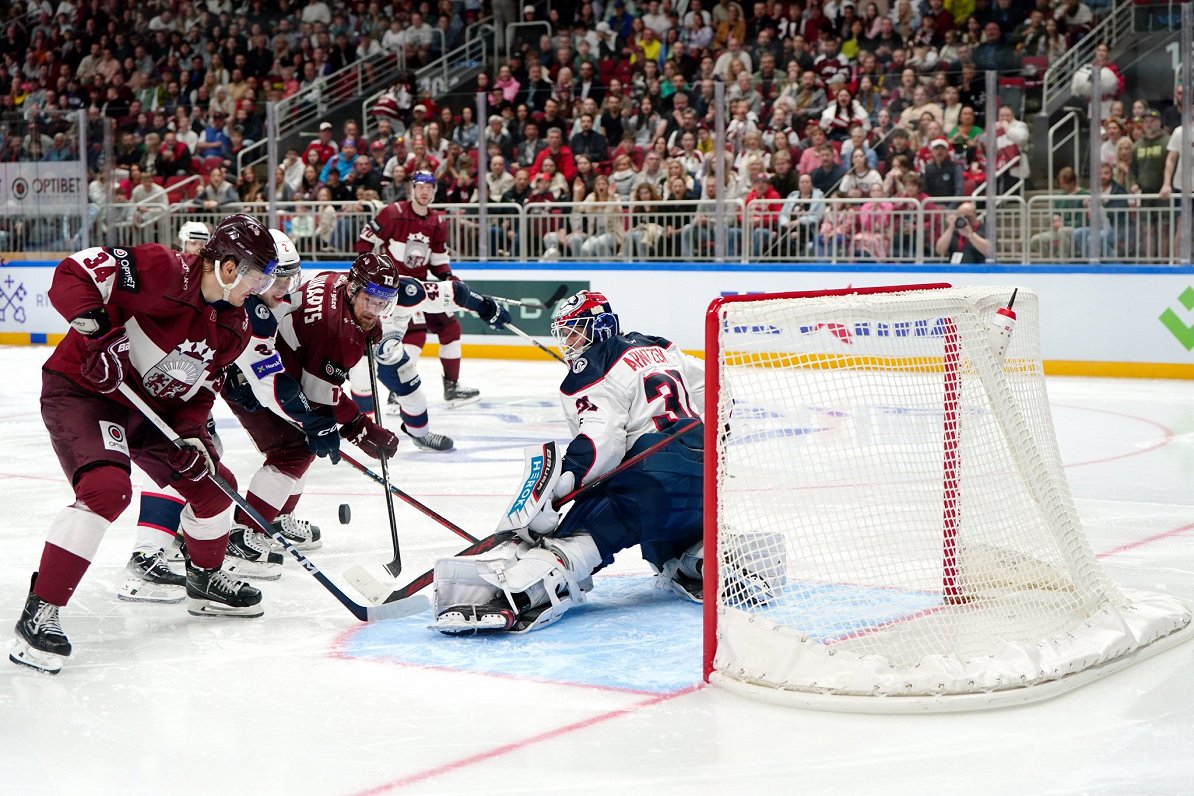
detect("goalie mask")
[550,290,619,361]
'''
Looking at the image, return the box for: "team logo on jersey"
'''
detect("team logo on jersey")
[108,247,139,293]
[143,340,213,400]
[99,420,130,455]
[571,357,588,374]
[255,303,271,320]
[404,232,431,271]
[322,358,350,382]
[404,283,419,296]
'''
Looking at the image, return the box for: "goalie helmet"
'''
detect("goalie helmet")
[550,290,620,361]
[268,228,302,293]
[348,251,402,314]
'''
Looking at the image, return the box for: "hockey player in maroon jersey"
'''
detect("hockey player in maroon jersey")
[355,169,482,407]
[220,250,509,573]
[10,214,282,675]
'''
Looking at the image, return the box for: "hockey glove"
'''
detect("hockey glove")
[168,430,218,482]
[520,471,575,543]
[304,413,342,463]
[341,413,400,460]
[374,330,406,366]
[475,296,511,331]
[452,282,510,330]
[80,326,133,394]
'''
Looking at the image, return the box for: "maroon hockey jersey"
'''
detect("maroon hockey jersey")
[354,200,451,281]
[275,271,380,424]
[44,243,252,433]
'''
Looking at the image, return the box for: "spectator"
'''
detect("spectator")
[236,165,264,203]
[129,168,168,231]
[531,126,577,183]
[921,138,965,205]
[542,178,591,260]
[320,138,359,182]
[1054,0,1094,39]
[570,112,609,162]
[779,172,827,256]
[839,147,884,195]
[1130,109,1170,257]
[810,144,847,195]
[820,88,870,142]
[578,173,626,257]
[855,182,896,259]
[1074,162,1129,258]
[194,166,239,212]
[538,157,570,199]
[935,200,991,262]
[713,37,752,80]
[738,171,783,256]
[841,125,880,171]
[627,182,667,256]
[486,154,516,198]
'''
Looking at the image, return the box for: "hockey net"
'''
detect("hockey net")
[703,285,1192,711]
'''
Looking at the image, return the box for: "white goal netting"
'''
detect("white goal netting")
[706,285,1192,711]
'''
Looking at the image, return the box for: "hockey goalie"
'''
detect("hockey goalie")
[432,291,706,634]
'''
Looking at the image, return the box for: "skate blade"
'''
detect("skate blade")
[186,597,264,618]
[117,578,185,604]
[9,640,66,674]
[223,559,283,581]
[279,537,322,552]
[444,395,481,409]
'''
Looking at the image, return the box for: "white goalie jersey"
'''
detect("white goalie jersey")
[558,331,705,484]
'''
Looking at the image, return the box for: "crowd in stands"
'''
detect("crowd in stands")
[0,0,1187,259]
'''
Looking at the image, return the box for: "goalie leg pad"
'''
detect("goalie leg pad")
[432,541,523,628]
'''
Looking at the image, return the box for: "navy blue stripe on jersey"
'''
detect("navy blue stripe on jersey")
[563,433,598,483]
[560,332,677,395]
[245,296,280,338]
[137,491,184,534]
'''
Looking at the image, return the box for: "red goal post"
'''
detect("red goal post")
[701,284,1192,712]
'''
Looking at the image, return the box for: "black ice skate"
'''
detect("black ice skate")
[224,525,284,581]
[272,513,322,551]
[186,563,264,618]
[401,423,454,451]
[442,378,480,408]
[10,573,71,674]
[117,549,186,604]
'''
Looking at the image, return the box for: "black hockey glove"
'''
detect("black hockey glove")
[475,296,511,330]
[304,413,342,463]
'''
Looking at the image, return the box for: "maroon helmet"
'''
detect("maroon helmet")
[201,213,279,276]
[348,252,401,305]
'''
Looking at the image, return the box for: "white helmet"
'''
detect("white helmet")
[178,221,211,247]
[269,228,302,293]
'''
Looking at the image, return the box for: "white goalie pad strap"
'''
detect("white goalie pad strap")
[479,546,580,633]
[432,541,523,615]
[496,442,563,539]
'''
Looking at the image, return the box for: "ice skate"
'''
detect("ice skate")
[224,525,284,581]
[272,513,321,551]
[401,423,454,451]
[442,378,480,408]
[117,549,186,604]
[9,574,71,674]
[186,563,263,618]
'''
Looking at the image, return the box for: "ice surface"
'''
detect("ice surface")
[1,346,1193,795]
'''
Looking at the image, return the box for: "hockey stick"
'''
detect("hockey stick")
[347,420,702,605]
[337,450,479,544]
[503,320,567,364]
[364,343,405,578]
[117,383,428,621]
[486,284,568,313]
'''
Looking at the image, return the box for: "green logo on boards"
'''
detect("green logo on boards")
[1160,287,1194,350]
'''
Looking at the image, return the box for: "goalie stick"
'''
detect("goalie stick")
[117,383,429,622]
[345,420,702,605]
[503,320,567,364]
[486,284,568,313]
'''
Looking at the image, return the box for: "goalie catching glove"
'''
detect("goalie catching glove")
[495,441,576,543]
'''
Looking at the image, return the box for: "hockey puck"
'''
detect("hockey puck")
[339,503,351,524]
